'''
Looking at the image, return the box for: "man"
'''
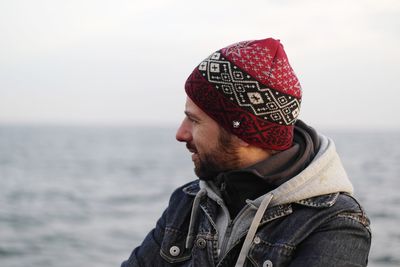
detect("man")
[122,38,371,266]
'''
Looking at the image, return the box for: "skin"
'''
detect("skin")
[176,97,271,179]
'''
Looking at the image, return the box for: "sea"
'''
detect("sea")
[0,125,399,267]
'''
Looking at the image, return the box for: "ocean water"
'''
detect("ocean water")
[0,125,398,267]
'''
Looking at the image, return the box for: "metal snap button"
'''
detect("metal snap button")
[263,259,273,267]
[253,236,261,244]
[169,245,180,256]
[196,237,207,249]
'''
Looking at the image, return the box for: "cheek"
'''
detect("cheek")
[192,123,220,150]
[194,136,217,155]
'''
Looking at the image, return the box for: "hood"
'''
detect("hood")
[251,133,353,208]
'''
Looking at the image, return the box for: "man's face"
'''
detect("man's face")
[176,97,241,179]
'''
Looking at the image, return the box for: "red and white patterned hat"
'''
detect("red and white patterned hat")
[185,38,302,150]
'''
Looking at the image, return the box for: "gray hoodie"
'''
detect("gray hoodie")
[199,134,354,267]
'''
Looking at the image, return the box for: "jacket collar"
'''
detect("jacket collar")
[182,180,340,209]
[182,181,200,196]
[295,192,340,208]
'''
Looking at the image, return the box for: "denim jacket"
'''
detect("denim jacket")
[121,180,371,267]
[122,135,371,267]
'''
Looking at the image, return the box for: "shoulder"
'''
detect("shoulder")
[331,193,371,230]
[163,180,200,220]
[296,192,367,213]
[285,194,371,266]
[169,179,200,201]
[295,193,371,232]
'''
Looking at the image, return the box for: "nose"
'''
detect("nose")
[176,118,192,142]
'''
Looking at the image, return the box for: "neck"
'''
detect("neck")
[236,145,272,169]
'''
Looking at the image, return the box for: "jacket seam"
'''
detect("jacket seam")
[336,212,371,231]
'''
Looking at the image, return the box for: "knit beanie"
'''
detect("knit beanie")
[185,38,302,150]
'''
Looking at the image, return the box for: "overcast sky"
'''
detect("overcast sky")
[1,0,399,129]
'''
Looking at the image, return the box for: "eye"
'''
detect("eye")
[184,112,200,124]
[188,117,198,124]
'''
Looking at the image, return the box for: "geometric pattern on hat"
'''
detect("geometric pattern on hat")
[185,69,294,150]
[198,51,301,125]
[222,39,302,98]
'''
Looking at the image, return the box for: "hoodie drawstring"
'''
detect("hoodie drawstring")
[185,188,207,249]
[235,193,274,267]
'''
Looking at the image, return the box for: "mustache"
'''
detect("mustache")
[186,143,197,153]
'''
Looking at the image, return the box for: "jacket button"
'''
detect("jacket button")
[196,238,207,249]
[169,245,180,256]
[263,259,273,267]
[253,236,261,244]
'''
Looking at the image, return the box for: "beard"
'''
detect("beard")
[187,128,241,180]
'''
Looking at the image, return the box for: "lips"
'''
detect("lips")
[186,143,199,161]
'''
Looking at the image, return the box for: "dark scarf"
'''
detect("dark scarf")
[213,120,320,218]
